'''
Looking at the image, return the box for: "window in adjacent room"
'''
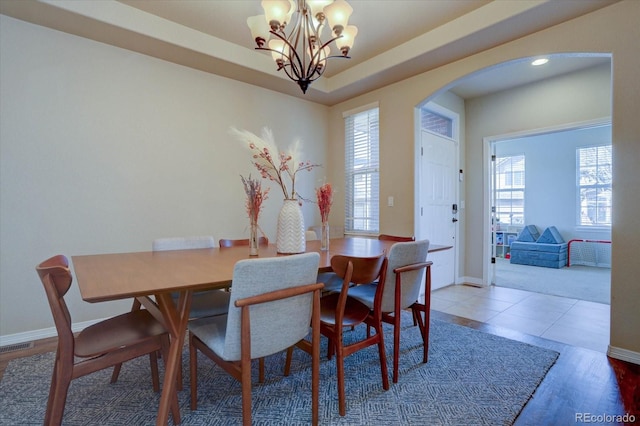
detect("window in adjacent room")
[577,144,612,226]
[344,104,379,234]
[495,154,525,226]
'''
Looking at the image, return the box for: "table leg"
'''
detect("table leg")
[154,291,192,426]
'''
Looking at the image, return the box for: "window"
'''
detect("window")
[577,144,612,226]
[344,106,379,234]
[495,155,525,226]
[420,108,453,138]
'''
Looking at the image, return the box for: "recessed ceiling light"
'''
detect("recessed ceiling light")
[531,58,549,66]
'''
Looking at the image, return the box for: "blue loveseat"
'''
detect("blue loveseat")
[510,225,568,268]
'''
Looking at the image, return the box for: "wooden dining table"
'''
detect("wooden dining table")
[72,237,450,425]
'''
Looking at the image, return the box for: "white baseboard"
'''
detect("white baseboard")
[607,345,640,365]
[0,318,104,348]
[458,276,486,287]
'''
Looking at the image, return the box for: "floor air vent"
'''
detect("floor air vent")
[0,341,35,354]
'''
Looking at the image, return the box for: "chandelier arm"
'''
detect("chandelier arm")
[254,49,302,84]
[305,34,340,80]
[270,29,306,81]
[290,13,310,81]
[304,35,352,83]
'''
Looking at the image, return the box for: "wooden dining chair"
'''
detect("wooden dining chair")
[36,255,177,426]
[188,253,322,426]
[219,236,269,247]
[286,253,390,416]
[348,239,432,383]
[378,234,416,242]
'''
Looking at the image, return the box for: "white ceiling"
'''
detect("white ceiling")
[0,0,616,105]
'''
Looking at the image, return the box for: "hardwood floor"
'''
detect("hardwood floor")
[1,313,638,423]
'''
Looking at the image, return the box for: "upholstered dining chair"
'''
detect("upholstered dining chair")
[219,236,275,382]
[378,234,419,324]
[348,239,431,383]
[188,252,322,426]
[36,255,176,426]
[286,253,390,416]
[305,229,319,241]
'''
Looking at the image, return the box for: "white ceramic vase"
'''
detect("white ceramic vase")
[277,199,306,254]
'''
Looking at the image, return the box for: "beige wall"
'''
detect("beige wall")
[327,0,640,358]
[0,15,329,338]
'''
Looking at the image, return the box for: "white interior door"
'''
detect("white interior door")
[419,129,458,290]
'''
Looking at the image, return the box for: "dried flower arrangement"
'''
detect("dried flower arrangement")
[241,174,269,225]
[316,182,333,223]
[231,127,320,200]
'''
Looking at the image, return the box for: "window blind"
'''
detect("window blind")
[344,107,379,234]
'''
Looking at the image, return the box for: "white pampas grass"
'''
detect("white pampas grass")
[229,126,319,199]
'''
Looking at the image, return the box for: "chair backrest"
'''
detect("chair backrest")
[222,252,320,360]
[36,255,75,357]
[378,239,430,312]
[331,254,387,322]
[219,237,269,248]
[378,234,415,242]
[305,230,319,241]
[152,236,215,251]
[330,254,386,286]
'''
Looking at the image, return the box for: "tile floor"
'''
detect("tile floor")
[431,284,610,353]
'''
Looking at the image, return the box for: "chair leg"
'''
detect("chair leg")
[375,322,390,390]
[258,357,265,383]
[110,363,123,384]
[421,305,430,363]
[49,363,72,426]
[240,346,253,426]
[44,353,61,426]
[149,351,160,392]
[412,304,429,363]
[393,312,401,383]
[336,349,346,416]
[284,347,294,376]
[189,332,198,411]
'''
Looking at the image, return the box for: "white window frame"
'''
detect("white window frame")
[577,144,612,227]
[495,154,525,226]
[343,103,380,235]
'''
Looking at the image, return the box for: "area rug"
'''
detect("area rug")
[0,314,558,425]
[495,258,611,304]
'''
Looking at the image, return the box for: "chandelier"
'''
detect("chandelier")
[247,0,358,94]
